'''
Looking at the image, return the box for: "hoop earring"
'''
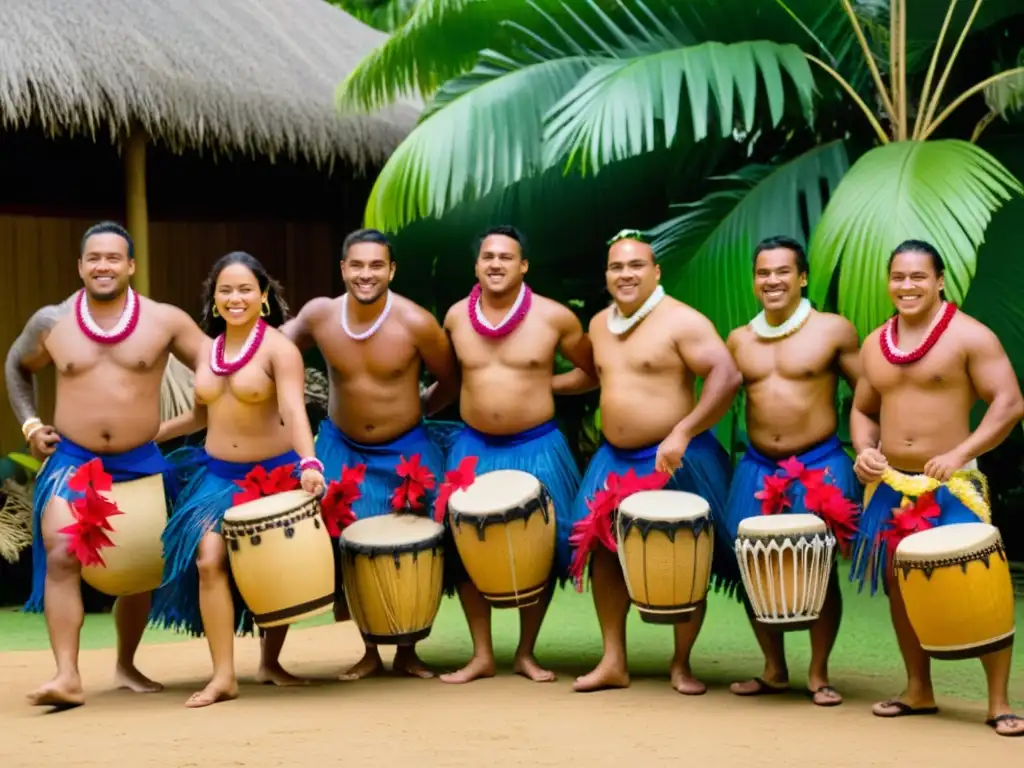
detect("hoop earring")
[212,304,220,318]
[261,298,271,317]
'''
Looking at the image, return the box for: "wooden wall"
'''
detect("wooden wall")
[0,214,337,454]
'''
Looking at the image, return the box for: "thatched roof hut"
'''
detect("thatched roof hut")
[0,0,419,169]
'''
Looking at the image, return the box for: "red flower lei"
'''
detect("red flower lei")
[467,283,532,339]
[753,456,860,557]
[878,492,941,570]
[567,468,671,591]
[59,459,125,567]
[390,454,437,512]
[75,288,141,345]
[879,302,957,365]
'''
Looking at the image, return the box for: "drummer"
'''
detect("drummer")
[569,230,741,694]
[438,225,596,684]
[4,221,206,708]
[281,228,459,680]
[850,239,1024,737]
[723,236,861,706]
[153,251,325,708]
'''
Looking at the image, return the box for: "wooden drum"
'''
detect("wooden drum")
[222,490,335,629]
[894,522,1015,660]
[615,490,714,624]
[735,513,835,630]
[53,473,168,597]
[339,513,445,645]
[447,469,555,609]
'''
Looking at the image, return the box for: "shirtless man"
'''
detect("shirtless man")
[4,221,206,708]
[850,239,1024,737]
[571,230,741,694]
[281,227,459,680]
[437,225,596,685]
[724,236,861,706]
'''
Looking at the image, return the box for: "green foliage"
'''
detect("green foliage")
[808,139,1023,338]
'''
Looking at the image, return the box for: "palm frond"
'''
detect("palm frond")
[648,140,849,338]
[542,39,818,176]
[807,139,1023,337]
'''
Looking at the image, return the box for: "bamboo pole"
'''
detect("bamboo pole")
[124,125,151,297]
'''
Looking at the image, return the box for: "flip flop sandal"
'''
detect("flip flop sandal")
[986,714,1024,737]
[733,677,789,696]
[808,685,843,707]
[873,699,939,718]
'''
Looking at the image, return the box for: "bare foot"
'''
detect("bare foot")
[669,660,706,695]
[513,653,556,683]
[439,655,497,685]
[27,676,85,709]
[393,647,435,679]
[114,664,164,694]
[338,650,384,681]
[256,663,309,687]
[184,680,239,709]
[572,659,629,693]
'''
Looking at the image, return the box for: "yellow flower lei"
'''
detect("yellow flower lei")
[875,466,991,523]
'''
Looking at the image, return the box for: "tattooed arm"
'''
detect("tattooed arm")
[5,301,70,458]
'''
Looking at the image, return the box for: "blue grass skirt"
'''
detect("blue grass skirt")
[573,430,739,596]
[848,469,988,597]
[723,435,861,541]
[25,437,174,613]
[150,448,299,637]
[315,419,446,519]
[444,419,583,586]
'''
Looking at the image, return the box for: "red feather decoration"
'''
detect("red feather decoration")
[432,456,478,523]
[390,453,437,512]
[567,468,670,591]
[320,464,366,537]
[231,463,301,505]
[880,491,941,569]
[58,458,124,567]
[754,456,860,556]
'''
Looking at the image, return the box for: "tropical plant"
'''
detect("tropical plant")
[336,0,1024,454]
[327,0,418,32]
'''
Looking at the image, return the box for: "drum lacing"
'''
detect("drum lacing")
[895,541,1005,579]
[222,503,321,545]
[735,532,835,622]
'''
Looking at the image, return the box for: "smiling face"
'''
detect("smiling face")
[888,249,944,319]
[475,234,527,296]
[606,239,660,313]
[342,242,394,305]
[78,233,135,301]
[214,262,265,328]
[754,247,806,314]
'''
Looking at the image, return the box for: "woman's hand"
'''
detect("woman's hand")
[301,468,325,497]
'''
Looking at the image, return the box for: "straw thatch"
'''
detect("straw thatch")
[0,0,420,168]
[0,479,32,564]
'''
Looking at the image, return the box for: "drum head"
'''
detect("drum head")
[617,490,710,522]
[448,469,540,516]
[342,514,444,548]
[737,513,825,537]
[224,489,314,523]
[894,521,999,560]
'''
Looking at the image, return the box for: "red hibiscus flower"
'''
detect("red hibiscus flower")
[391,453,436,512]
[432,456,478,523]
[58,458,124,567]
[320,464,366,537]
[231,463,301,505]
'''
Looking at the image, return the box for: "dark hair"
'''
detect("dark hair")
[199,251,290,335]
[342,228,393,262]
[81,221,134,260]
[888,239,945,299]
[475,225,528,259]
[753,235,808,275]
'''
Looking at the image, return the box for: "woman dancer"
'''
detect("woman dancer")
[152,251,325,708]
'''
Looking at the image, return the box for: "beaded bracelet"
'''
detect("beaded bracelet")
[299,457,324,474]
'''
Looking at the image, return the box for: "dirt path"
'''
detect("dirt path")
[0,622,1019,766]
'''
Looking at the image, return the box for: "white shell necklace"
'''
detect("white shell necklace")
[341,290,392,341]
[607,285,665,336]
[750,298,812,340]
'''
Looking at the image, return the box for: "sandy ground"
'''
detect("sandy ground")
[0,622,1019,767]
